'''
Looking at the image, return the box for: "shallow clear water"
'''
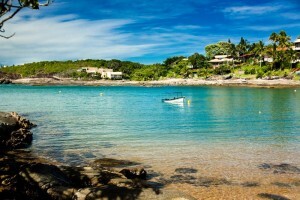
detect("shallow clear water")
[1,85,300,169]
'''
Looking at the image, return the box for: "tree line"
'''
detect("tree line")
[1,30,300,81]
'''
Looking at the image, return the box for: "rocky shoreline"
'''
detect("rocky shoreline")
[0,112,36,150]
[0,79,12,84]
[9,77,300,87]
[1,112,299,199]
[0,112,195,200]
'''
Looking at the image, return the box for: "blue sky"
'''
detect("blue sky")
[1,0,300,65]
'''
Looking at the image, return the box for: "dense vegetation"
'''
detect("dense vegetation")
[0,59,143,80]
[1,30,300,81]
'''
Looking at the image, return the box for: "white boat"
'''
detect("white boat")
[162,92,185,104]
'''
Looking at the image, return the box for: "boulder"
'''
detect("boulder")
[0,79,12,84]
[0,112,36,150]
[258,163,300,174]
[120,167,147,180]
[223,74,232,80]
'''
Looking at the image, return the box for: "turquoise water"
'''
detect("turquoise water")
[1,85,300,167]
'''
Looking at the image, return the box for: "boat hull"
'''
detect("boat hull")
[162,97,185,104]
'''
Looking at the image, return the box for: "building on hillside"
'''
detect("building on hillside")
[263,57,273,63]
[77,67,122,79]
[264,38,300,63]
[181,58,193,68]
[208,55,234,68]
[293,38,300,52]
[77,67,113,74]
[102,72,123,80]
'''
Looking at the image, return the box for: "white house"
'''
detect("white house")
[208,55,234,68]
[103,72,123,80]
[77,67,113,74]
[293,38,300,52]
[77,67,122,79]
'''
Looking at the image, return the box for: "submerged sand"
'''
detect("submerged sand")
[5,78,300,199]
[88,142,300,200]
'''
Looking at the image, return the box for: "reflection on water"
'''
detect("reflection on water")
[0,85,299,168]
[162,101,185,108]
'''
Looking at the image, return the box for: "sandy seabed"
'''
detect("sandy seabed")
[7,77,300,199]
[94,142,300,200]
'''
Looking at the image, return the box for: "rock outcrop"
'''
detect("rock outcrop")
[0,112,36,150]
[0,113,197,199]
[0,151,196,200]
[119,168,147,180]
[0,79,12,84]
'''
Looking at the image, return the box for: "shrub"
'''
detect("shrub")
[265,71,272,77]
[261,65,271,73]
[244,67,256,75]
[256,69,264,79]
[213,65,231,75]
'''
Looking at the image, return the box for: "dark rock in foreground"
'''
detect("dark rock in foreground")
[258,163,300,174]
[258,193,291,200]
[0,151,196,200]
[0,112,36,150]
[120,168,147,180]
[175,167,198,174]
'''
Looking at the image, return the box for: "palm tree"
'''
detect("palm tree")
[286,48,297,69]
[265,43,277,70]
[252,40,265,67]
[268,31,293,70]
[277,30,291,49]
[237,37,250,63]
[269,32,278,43]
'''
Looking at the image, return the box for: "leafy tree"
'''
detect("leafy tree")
[163,56,185,67]
[205,44,220,59]
[0,0,52,38]
[130,64,168,81]
[213,65,231,75]
[188,53,209,69]
[205,41,232,59]
[108,59,122,71]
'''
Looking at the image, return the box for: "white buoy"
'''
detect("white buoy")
[100,93,103,96]
[294,90,297,92]
[59,91,61,93]
[259,111,261,114]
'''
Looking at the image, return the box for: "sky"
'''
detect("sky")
[0,0,300,65]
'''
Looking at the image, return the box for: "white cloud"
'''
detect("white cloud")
[240,23,300,31]
[221,2,293,19]
[174,25,208,30]
[281,12,300,20]
[0,11,213,65]
[0,12,155,64]
[223,5,282,15]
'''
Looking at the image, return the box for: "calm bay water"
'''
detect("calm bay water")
[1,85,300,169]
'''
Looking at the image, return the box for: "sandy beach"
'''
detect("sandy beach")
[11,77,300,87]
